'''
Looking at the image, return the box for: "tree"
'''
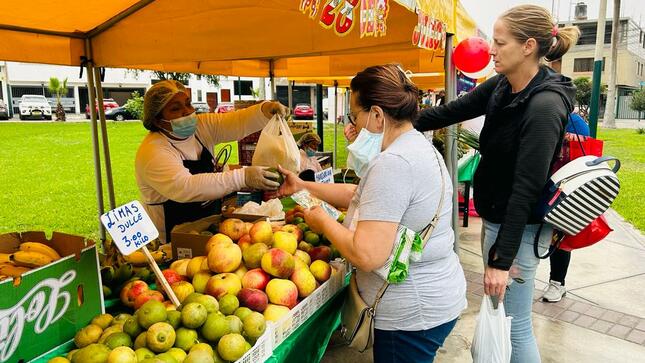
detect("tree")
[48,77,68,121]
[630,88,645,122]
[203,74,220,88]
[152,71,191,84]
[574,77,607,120]
[124,91,144,120]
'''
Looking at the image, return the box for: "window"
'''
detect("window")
[234,80,253,96]
[573,57,606,72]
[196,75,202,81]
[574,58,594,72]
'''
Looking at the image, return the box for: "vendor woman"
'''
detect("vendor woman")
[135,80,287,242]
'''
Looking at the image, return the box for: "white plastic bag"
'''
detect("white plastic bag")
[252,114,301,173]
[471,295,512,363]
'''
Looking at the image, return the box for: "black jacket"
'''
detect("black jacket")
[415,66,575,270]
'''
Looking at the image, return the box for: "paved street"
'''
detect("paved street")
[322,210,645,362]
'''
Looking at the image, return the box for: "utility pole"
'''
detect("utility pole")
[603,0,620,129]
[589,0,608,137]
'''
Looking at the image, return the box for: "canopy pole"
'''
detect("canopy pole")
[84,39,106,242]
[93,66,116,210]
[288,81,294,111]
[269,60,276,100]
[316,84,324,151]
[333,81,338,169]
[444,34,459,252]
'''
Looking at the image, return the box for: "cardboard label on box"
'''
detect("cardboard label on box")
[0,232,102,363]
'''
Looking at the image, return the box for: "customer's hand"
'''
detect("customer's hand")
[277,165,304,197]
[484,266,509,301]
[344,123,358,142]
[261,101,289,118]
[304,206,329,234]
[244,166,281,190]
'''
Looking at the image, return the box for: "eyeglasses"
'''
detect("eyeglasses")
[347,113,357,126]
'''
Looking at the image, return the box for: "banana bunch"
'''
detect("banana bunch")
[0,242,62,281]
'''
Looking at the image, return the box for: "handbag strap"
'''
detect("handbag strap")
[568,114,587,156]
[370,146,447,312]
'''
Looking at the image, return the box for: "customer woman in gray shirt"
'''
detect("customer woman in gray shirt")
[278,64,467,363]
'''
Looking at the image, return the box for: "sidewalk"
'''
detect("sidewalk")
[322,210,645,362]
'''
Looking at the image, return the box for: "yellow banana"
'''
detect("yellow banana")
[0,253,12,263]
[20,242,61,260]
[123,251,148,266]
[159,244,173,260]
[123,249,167,266]
[11,251,55,268]
[0,264,31,277]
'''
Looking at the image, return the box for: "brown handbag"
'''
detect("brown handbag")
[339,147,446,352]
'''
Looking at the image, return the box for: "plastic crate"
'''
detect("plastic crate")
[271,261,347,347]
[235,321,275,363]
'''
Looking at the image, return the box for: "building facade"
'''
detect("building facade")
[0,61,267,117]
[559,17,645,118]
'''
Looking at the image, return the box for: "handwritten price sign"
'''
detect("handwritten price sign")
[100,201,158,255]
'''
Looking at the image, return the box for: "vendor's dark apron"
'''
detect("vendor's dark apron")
[160,135,221,241]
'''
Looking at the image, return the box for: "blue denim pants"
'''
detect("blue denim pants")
[481,220,551,363]
[373,318,458,363]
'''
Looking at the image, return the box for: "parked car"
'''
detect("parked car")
[0,100,8,120]
[85,98,119,119]
[193,102,211,114]
[215,103,234,113]
[104,106,136,121]
[293,103,314,119]
[18,95,52,120]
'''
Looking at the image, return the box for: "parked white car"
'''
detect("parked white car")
[19,95,52,120]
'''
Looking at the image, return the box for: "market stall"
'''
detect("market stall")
[0,1,481,362]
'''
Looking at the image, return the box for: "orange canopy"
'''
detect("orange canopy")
[0,0,478,78]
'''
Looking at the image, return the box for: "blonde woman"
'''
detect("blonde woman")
[414,5,580,362]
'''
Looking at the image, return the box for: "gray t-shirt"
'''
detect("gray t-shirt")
[346,129,467,331]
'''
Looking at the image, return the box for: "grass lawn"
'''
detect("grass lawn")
[2,122,639,240]
[597,128,645,232]
[0,121,348,240]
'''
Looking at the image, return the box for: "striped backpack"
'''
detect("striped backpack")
[535,155,620,258]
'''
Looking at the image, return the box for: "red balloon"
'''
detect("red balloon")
[453,37,491,73]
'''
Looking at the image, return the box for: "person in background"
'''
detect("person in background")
[542,110,591,302]
[297,132,323,181]
[413,5,580,363]
[434,90,446,106]
[135,80,287,242]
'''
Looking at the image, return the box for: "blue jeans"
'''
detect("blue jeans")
[373,319,458,363]
[481,220,551,363]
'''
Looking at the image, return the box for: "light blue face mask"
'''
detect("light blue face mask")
[346,112,384,177]
[163,112,197,138]
[305,148,316,157]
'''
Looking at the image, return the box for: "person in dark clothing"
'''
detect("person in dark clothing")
[543,111,591,302]
[414,5,579,363]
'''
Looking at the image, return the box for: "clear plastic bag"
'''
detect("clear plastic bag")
[471,295,512,363]
[252,114,301,173]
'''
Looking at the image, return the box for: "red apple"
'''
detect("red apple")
[120,280,149,308]
[134,290,164,309]
[281,224,304,242]
[308,246,332,263]
[156,269,185,288]
[242,268,271,290]
[238,288,269,312]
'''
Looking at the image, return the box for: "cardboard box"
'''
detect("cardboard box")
[0,231,102,363]
[171,214,264,259]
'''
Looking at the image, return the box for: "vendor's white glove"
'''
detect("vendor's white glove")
[261,101,289,118]
[244,166,281,190]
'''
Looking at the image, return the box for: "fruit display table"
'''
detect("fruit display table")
[267,286,347,363]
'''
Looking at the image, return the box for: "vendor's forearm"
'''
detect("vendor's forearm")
[301,182,356,209]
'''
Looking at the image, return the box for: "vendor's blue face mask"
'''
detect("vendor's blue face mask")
[163,112,197,138]
[346,111,383,177]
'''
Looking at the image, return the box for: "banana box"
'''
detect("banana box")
[0,231,102,363]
